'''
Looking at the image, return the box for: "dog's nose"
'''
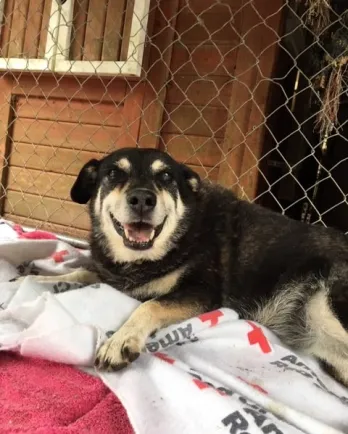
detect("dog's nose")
[127,189,157,214]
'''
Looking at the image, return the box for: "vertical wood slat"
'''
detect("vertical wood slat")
[216,0,283,199]
[37,0,51,58]
[237,0,284,201]
[7,0,30,58]
[0,0,15,57]
[117,82,145,149]
[22,0,45,58]
[120,0,134,61]
[70,0,90,61]
[83,0,108,61]
[138,0,180,148]
[0,77,13,215]
[217,0,263,196]
[102,0,127,61]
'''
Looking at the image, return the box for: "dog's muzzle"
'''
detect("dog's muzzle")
[127,188,157,217]
[110,188,166,250]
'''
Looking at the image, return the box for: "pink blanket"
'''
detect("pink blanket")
[0,353,134,434]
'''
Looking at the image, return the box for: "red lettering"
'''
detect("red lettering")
[192,379,210,390]
[237,376,268,394]
[51,250,69,263]
[198,310,224,327]
[246,321,272,354]
[154,352,175,364]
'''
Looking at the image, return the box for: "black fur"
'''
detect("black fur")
[72,148,348,384]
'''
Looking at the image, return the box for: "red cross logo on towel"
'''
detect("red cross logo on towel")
[154,352,175,364]
[237,376,268,394]
[198,310,224,327]
[246,321,272,354]
[51,250,69,263]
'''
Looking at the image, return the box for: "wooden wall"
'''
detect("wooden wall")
[156,0,284,198]
[0,0,133,61]
[0,0,284,238]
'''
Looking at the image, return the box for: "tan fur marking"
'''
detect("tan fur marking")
[18,268,99,285]
[101,184,185,263]
[151,159,167,173]
[115,158,131,172]
[188,177,199,192]
[95,299,201,369]
[130,266,187,298]
[94,187,102,216]
[307,290,348,385]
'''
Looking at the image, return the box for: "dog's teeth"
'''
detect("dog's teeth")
[149,229,155,240]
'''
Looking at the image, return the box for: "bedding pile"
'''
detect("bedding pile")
[0,352,133,434]
[0,221,347,434]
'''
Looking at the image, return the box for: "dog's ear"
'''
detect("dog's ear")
[70,159,100,204]
[180,164,201,192]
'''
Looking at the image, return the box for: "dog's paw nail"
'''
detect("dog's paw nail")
[95,334,142,371]
[122,343,140,363]
[110,361,129,371]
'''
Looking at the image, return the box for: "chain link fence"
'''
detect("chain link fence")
[0,0,347,241]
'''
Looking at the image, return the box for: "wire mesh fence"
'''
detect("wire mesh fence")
[0,0,347,240]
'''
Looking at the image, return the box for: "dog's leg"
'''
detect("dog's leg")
[15,268,99,285]
[306,286,348,387]
[95,295,208,371]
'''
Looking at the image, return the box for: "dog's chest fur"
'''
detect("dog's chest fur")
[91,254,189,301]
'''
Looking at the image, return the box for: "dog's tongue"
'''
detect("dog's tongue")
[124,223,153,242]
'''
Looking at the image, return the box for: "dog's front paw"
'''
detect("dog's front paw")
[95,328,143,371]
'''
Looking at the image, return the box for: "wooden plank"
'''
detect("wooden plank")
[70,0,90,61]
[54,58,140,76]
[166,76,232,108]
[12,75,127,103]
[8,166,75,199]
[217,1,259,194]
[83,0,108,61]
[176,9,238,45]
[125,0,150,73]
[3,214,90,239]
[16,96,123,127]
[7,0,30,57]
[12,118,123,152]
[117,82,145,148]
[179,0,241,15]
[0,0,15,57]
[138,0,180,148]
[162,104,227,138]
[0,77,13,216]
[162,134,222,167]
[37,0,51,58]
[102,0,126,61]
[170,44,238,77]
[22,0,45,58]
[238,0,284,201]
[9,142,105,176]
[4,190,90,230]
[120,0,134,61]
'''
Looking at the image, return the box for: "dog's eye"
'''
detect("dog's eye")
[107,169,127,182]
[159,171,173,183]
[108,169,119,179]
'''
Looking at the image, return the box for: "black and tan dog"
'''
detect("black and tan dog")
[27,148,348,385]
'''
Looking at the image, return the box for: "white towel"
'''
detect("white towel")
[0,220,347,434]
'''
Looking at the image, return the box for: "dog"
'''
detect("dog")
[25,147,348,386]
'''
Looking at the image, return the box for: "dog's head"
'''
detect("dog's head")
[71,148,201,262]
